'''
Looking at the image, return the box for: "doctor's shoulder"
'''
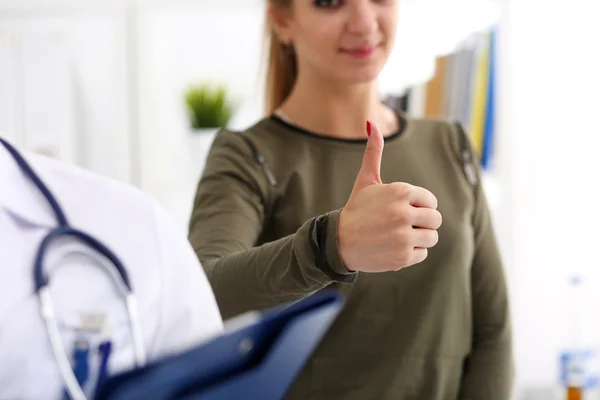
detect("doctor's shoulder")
[29,152,224,351]
[28,152,161,217]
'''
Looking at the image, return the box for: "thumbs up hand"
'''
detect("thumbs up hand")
[338,121,442,273]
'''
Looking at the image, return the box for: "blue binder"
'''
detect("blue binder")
[94,290,343,400]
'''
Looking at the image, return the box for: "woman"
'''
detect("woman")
[189,0,513,399]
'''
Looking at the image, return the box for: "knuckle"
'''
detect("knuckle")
[360,169,379,183]
[395,253,409,266]
[395,244,413,265]
[390,182,411,198]
[389,204,409,224]
[392,228,409,244]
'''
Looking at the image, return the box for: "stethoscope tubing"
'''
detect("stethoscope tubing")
[0,138,146,400]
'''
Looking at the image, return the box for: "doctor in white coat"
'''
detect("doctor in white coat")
[0,137,224,400]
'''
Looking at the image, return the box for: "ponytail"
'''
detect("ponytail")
[264,4,297,115]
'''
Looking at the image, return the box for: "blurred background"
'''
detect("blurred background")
[1,0,599,398]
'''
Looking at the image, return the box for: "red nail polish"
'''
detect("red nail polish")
[366,121,371,136]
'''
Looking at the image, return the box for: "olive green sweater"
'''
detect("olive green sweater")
[189,114,514,400]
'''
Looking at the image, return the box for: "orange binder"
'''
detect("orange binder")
[425,55,448,118]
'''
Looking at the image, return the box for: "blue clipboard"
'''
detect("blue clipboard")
[94,290,343,400]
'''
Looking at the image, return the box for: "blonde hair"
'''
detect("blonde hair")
[264,1,298,115]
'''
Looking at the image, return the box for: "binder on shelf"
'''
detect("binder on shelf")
[481,26,496,170]
[383,25,499,172]
[94,290,344,400]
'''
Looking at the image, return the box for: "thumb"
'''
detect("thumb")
[353,120,384,192]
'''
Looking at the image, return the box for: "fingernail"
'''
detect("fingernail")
[366,121,371,136]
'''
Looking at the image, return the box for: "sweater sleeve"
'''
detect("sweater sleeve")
[188,130,356,319]
[450,124,515,400]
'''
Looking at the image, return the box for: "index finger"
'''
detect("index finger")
[409,186,438,209]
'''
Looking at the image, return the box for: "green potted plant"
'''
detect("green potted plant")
[184,83,234,132]
[183,83,235,164]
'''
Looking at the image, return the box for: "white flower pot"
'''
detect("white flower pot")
[187,127,219,173]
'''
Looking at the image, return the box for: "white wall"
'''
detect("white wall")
[0,10,134,182]
[499,0,600,397]
[134,3,268,227]
[381,0,501,93]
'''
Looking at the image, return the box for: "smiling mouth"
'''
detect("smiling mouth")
[340,43,381,60]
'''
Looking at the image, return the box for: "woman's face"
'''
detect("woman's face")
[275,0,399,85]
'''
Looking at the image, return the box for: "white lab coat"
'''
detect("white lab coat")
[0,145,224,399]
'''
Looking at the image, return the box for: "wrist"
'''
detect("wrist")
[321,210,357,277]
[336,208,356,273]
[310,210,357,282]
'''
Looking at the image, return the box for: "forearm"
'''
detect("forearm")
[458,338,514,399]
[459,223,514,398]
[197,211,356,319]
[459,245,514,399]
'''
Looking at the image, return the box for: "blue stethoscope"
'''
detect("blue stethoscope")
[0,138,147,400]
